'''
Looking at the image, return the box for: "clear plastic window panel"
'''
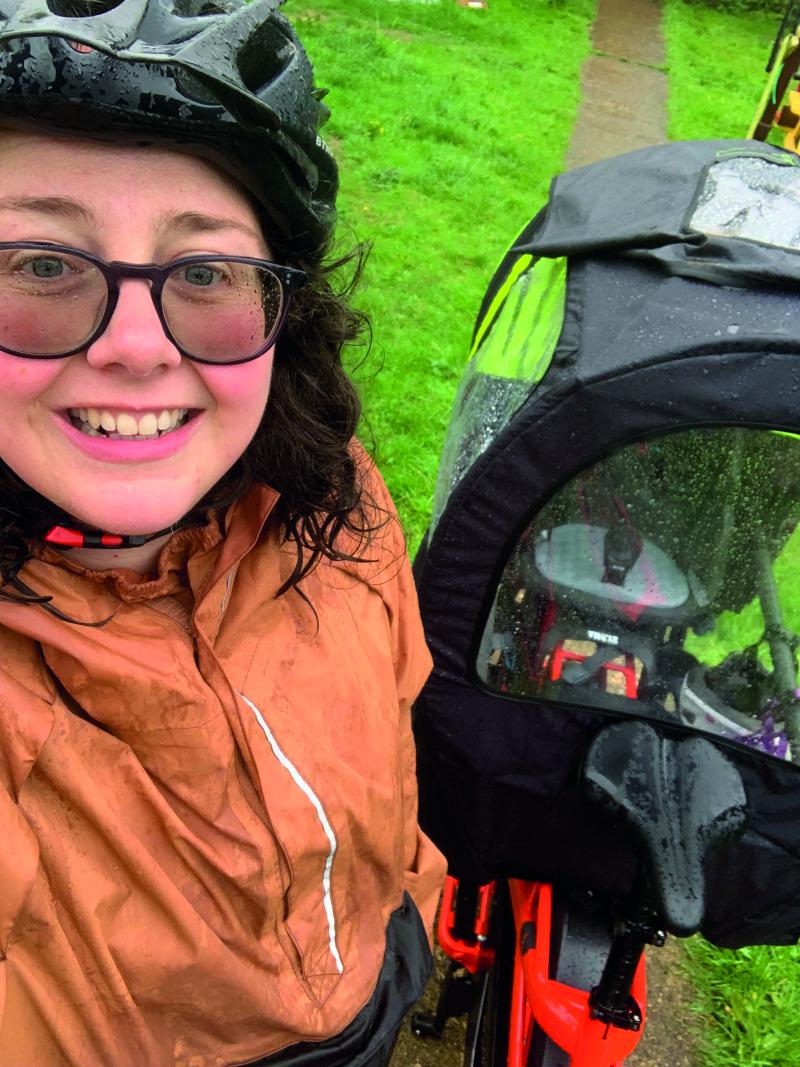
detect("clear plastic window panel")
[429,257,566,531]
[691,155,800,251]
[477,428,800,763]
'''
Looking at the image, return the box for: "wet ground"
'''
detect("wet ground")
[391,937,699,1067]
[627,940,700,1067]
[393,0,701,1065]
[392,951,468,1067]
[566,0,668,171]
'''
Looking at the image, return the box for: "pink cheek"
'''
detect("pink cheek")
[0,354,63,477]
[0,301,51,355]
[0,351,63,401]
[183,307,266,363]
[196,350,274,416]
[1,306,87,354]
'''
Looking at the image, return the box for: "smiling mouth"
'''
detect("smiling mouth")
[67,407,195,440]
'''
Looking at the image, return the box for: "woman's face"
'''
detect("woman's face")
[0,129,275,535]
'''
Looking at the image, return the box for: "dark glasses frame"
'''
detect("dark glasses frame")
[0,241,307,365]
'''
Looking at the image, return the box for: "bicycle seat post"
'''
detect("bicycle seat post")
[581,720,748,1025]
[588,886,664,1031]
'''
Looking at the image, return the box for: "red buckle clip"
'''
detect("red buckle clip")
[44,526,124,548]
[44,525,86,548]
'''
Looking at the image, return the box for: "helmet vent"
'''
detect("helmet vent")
[46,0,125,15]
[173,67,224,106]
[236,23,291,96]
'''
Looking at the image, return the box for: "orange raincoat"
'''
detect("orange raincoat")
[0,467,445,1066]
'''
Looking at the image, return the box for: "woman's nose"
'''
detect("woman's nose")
[85,279,182,376]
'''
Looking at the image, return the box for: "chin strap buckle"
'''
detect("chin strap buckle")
[44,525,150,549]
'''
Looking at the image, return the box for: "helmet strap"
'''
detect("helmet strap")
[44,524,175,550]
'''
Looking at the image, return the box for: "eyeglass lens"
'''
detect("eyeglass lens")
[0,248,283,362]
[162,260,281,362]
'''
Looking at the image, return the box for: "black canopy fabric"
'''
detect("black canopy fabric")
[525,140,800,288]
[414,140,800,948]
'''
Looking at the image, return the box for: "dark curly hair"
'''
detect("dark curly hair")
[0,232,388,614]
[200,232,388,598]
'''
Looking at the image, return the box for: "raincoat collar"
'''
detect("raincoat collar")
[29,482,280,608]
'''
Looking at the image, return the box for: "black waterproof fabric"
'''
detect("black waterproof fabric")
[525,140,800,289]
[243,894,431,1067]
[414,140,800,948]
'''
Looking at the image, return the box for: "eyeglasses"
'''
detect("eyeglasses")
[0,242,307,365]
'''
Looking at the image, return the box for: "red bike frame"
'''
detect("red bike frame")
[437,875,647,1067]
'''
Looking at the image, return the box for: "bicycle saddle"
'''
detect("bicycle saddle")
[582,721,748,936]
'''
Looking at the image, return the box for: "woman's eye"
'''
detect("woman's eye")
[182,265,225,287]
[22,256,67,279]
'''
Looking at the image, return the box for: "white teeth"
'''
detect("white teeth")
[68,407,191,439]
[108,432,160,441]
[115,413,138,437]
[138,413,158,436]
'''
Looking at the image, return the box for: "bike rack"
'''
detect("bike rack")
[411,876,496,1040]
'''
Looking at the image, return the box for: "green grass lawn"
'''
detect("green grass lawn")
[664,4,800,1066]
[664,0,778,142]
[684,939,800,1067]
[288,0,595,548]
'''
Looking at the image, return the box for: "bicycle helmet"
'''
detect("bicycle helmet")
[0,0,338,257]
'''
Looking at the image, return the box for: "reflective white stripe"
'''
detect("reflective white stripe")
[239,692,344,974]
[221,570,236,617]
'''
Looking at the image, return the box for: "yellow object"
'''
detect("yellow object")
[784,88,800,151]
[749,30,800,151]
[748,32,795,139]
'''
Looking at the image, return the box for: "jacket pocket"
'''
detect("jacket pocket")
[238,692,344,1007]
[237,894,432,1067]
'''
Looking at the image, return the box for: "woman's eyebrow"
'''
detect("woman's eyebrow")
[158,209,265,248]
[0,200,265,246]
[0,195,96,223]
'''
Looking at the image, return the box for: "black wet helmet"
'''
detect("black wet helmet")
[0,0,338,257]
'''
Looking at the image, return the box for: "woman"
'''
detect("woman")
[0,1,445,1064]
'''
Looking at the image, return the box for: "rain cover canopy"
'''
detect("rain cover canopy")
[431,257,566,528]
[479,427,800,765]
[414,140,800,948]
